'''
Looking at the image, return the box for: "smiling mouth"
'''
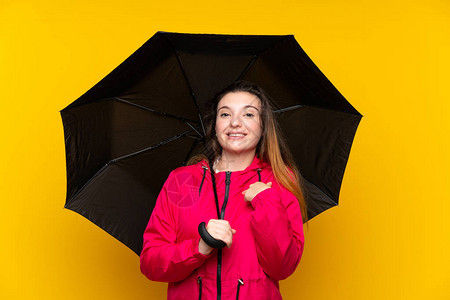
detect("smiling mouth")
[227,133,246,137]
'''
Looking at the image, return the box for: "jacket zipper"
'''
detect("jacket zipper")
[220,172,231,219]
[197,276,202,300]
[236,278,244,300]
[217,171,231,300]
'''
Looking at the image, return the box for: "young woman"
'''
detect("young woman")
[140,81,307,299]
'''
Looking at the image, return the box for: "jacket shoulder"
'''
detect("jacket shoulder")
[169,161,207,179]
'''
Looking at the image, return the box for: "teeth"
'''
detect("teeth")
[229,134,245,137]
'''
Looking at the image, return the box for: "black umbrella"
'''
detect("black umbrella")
[60,31,361,255]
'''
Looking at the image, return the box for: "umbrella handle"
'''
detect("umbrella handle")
[198,222,226,249]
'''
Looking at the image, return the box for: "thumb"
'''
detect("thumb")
[267,182,272,186]
[231,228,237,234]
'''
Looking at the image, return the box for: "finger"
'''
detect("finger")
[267,182,272,186]
[210,229,233,248]
[208,228,227,240]
[207,219,228,228]
[206,219,216,230]
[207,219,218,226]
[225,235,233,248]
[215,220,230,228]
[214,224,235,236]
[208,220,233,232]
[208,225,227,235]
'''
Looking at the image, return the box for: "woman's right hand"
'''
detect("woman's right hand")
[198,219,236,255]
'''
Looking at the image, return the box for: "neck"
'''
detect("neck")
[215,151,256,173]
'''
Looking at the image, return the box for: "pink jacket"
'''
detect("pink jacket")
[140,156,304,299]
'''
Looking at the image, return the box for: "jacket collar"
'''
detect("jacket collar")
[200,155,270,174]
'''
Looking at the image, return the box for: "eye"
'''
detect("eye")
[245,113,254,117]
[220,112,230,117]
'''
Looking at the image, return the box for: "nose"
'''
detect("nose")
[230,115,242,127]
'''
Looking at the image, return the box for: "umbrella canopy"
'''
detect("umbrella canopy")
[60,31,362,255]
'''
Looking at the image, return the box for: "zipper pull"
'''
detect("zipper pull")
[236,278,244,300]
[225,171,231,185]
[256,168,262,182]
[197,276,203,300]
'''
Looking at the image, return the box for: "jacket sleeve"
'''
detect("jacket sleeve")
[140,171,210,282]
[249,185,305,281]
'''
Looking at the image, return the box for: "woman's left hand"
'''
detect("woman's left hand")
[242,182,272,202]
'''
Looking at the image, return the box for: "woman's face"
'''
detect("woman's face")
[215,91,262,156]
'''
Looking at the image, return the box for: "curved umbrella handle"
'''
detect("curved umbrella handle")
[198,222,226,249]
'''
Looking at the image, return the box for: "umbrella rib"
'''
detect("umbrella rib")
[66,129,196,206]
[237,55,258,80]
[111,129,195,163]
[185,134,203,140]
[237,35,292,82]
[65,162,110,208]
[185,122,204,139]
[114,97,200,124]
[302,177,339,206]
[274,104,362,117]
[161,35,207,138]
[273,104,304,114]
[236,37,290,111]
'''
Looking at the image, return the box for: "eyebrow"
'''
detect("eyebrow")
[217,105,260,112]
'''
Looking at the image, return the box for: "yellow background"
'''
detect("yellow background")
[1,0,449,299]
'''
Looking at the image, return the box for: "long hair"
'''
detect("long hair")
[188,80,308,222]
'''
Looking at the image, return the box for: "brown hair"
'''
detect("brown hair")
[188,80,307,222]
